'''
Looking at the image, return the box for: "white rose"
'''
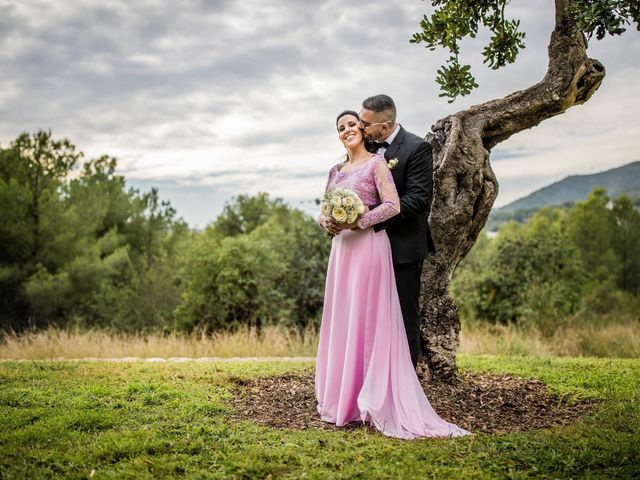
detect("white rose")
[347,211,358,224]
[330,195,342,207]
[343,196,355,207]
[332,207,348,223]
[321,202,331,216]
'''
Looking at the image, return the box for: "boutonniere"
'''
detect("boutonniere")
[387,158,399,170]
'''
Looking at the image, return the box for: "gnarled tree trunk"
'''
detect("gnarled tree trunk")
[419,0,606,381]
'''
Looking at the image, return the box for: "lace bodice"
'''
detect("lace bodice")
[320,154,400,230]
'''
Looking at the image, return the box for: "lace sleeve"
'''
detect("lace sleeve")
[357,158,400,229]
[318,165,337,226]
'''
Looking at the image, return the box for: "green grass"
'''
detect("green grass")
[1,356,638,479]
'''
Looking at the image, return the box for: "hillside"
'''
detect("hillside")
[499,161,640,213]
[488,161,640,230]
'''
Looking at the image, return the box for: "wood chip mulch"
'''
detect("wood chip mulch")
[228,371,601,435]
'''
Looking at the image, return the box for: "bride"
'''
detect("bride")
[316,110,471,440]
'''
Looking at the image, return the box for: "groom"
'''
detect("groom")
[359,94,434,369]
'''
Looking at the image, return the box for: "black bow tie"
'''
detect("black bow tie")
[364,140,390,153]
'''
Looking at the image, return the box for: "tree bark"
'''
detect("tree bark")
[419,0,606,382]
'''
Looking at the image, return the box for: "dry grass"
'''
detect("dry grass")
[1,320,638,360]
[0,325,318,360]
[460,320,640,358]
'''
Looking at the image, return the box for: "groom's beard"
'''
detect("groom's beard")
[362,130,384,143]
[360,128,377,142]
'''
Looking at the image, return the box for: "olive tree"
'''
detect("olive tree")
[411,0,638,380]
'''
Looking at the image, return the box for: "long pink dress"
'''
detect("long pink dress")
[315,154,471,440]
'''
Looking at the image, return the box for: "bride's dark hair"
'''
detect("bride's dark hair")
[336,110,359,127]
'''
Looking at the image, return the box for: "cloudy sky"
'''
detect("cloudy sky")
[1,0,639,227]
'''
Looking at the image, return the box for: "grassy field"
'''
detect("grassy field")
[1,320,639,360]
[1,355,638,479]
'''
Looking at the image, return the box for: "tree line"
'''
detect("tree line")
[0,131,329,334]
[1,131,638,335]
[452,188,640,334]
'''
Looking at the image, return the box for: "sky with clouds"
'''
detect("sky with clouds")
[1,0,639,227]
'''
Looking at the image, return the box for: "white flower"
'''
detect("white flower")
[321,202,331,216]
[387,158,399,170]
[343,196,355,207]
[347,211,358,224]
[332,207,348,223]
[330,194,342,207]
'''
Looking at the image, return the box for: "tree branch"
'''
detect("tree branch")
[420,0,607,381]
[466,0,605,150]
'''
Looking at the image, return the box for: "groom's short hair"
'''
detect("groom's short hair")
[362,94,396,123]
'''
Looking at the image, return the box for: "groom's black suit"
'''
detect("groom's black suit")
[371,126,433,368]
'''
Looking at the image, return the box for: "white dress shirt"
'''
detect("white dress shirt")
[376,124,401,156]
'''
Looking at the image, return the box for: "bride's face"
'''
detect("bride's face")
[337,115,363,148]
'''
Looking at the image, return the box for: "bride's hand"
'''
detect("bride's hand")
[345,206,370,230]
[345,208,369,230]
[321,217,342,235]
[343,220,360,230]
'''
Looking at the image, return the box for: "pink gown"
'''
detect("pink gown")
[315,154,471,440]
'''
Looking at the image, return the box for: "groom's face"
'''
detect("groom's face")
[359,108,390,142]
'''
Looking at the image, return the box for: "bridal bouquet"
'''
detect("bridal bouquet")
[321,188,365,224]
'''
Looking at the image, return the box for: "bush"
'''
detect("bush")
[175,195,330,333]
[454,188,640,335]
[457,209,586,327]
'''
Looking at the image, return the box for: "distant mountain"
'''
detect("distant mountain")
[488,161,640,230]
[499,161,640,213]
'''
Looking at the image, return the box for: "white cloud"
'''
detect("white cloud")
[1,0,638,226]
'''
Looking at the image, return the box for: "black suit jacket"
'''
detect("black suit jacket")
[373,126,434,264]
